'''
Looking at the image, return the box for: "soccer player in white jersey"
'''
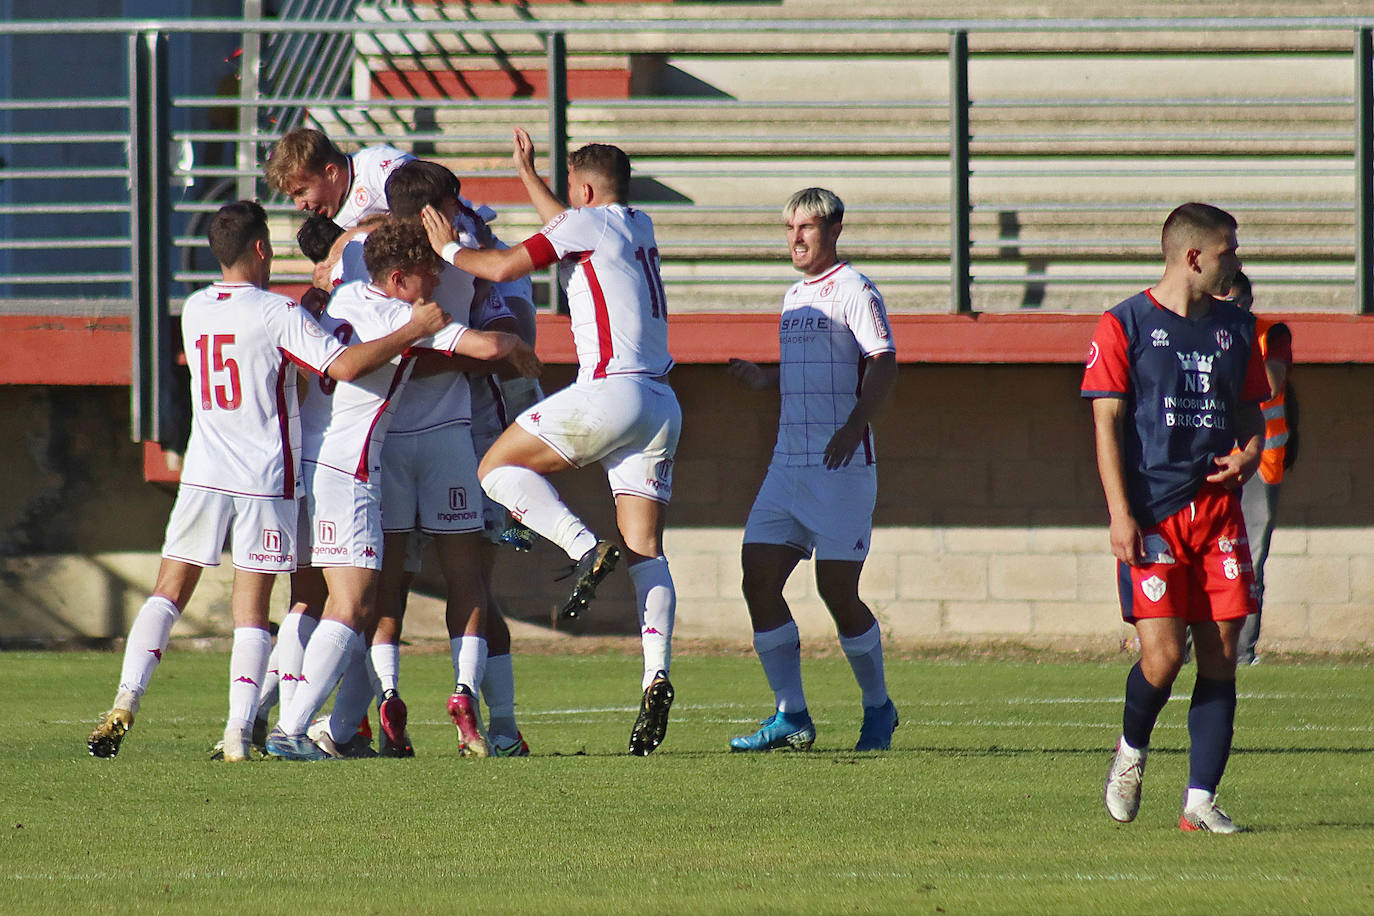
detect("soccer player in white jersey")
[265,127,413,230]
[267,219,535,760]
[727,188,899,753]
[85,201,448,761]
[421,128,681,756]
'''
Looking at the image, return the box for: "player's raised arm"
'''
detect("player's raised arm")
[327,299,449,381]
[513,127,567,223]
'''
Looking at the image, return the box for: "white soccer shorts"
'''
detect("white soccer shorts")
[743,463,877,561]
[381,423,483,536]
[161,486,299,573]
[299,461,383,570]
[515,375,681,503]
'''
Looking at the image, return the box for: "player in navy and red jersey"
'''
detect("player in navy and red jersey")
[1082,202,1269,834]
[85,201,447,762]
[421,128,681,757]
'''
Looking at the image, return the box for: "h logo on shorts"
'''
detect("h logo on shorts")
[449,487,467,511]
[262,529,282,553]
[318,520,336,545]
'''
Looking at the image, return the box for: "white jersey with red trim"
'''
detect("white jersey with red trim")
[333,145,414,231]
[179,282,345,499]
[774,262,894,467]
[522,204,673,383]
[301,281,468,482]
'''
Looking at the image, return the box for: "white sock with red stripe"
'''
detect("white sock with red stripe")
[117,595,180,704]
[629,556,675,690]
[227,626,272,732]
[278,619,360,737]
[275,610,317,714]
[754,621,807,714]
[480,465,597,561]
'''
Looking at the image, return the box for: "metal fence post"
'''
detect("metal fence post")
[949,29,971,314]
[1357,27,1373,314]
[129,30,171,443]
[237,0,263,203]
[547,30,568,313]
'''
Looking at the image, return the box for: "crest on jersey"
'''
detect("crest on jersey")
[1215,329,1233,350]
[353,186,369,207]
[1151,328,1169,347]
[820,280,835,297]
[303,317,323,337]
[1141,575,1167,602]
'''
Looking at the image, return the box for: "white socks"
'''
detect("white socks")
[371,641,401,696]
[275,610,318,713]
[227,626,272,730]
[257,642,280,717]
[327,650,376,743]
[481,652,518,743]
[629,556,675,691]
[839,621,889,709]
[117,595,180,701]
[753,621,806,713]
[481,465,597,561]
[451,635,488,694]
[278,618,360,736]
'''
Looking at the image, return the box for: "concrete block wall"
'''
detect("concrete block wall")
[1,362,1371,653]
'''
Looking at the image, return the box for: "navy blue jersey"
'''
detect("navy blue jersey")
[1081,290,1269,525]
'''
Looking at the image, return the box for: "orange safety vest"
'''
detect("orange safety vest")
[1253,316,1290,484]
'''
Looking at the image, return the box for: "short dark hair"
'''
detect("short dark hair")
[296,214,344,264]
[385,160,462,220]
[568,143,631,201]
[207,200,269,268]
[1161,202,1237,259]
[362,217,442,281]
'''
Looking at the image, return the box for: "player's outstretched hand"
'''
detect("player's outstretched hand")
[421,205,458,258]
[513,127,536,174]
[822,421,864,470]
[508,341,543,379]
[1205,452,1250,490]
[410,299,450,337]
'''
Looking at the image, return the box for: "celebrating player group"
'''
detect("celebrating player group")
[84,123,1263,832]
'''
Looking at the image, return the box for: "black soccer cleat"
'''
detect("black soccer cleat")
[628,671,674,756]
[554,540,621,626]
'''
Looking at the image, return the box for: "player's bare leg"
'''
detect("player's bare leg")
[731,544,815,752]
[435,531,490,757]
[88,559,201,758]
[816,559,896,750]
[617,494,676,755]
[478,425,618,624]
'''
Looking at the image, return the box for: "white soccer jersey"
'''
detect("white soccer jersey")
[178,282,345,499]
[300,281,468,481]
[332,145,414,231]
[773,262,894,467]
[523,204,673,382]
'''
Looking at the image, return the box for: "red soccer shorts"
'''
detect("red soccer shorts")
[1117,483,1258,623]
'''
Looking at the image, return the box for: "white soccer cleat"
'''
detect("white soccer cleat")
[1104,737,1147,823]
[1180,796,1242,834]
[220,724,252,763]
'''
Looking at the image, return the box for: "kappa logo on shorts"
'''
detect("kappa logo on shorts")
[1141,575,1167,603]
[854,539,865,551]
[363,546,377,558]
[529,412,541,425]
[262,529,282,553]
[1223,556,1240,580]
[318,520,336,545]
[449,487,468,511]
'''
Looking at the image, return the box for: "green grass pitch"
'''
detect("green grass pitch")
[2,648,1371,914]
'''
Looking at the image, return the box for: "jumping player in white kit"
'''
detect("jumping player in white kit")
[728,188,900,754]
[267,219,535,760]
[421,127,682,756]
[85,201,448,761]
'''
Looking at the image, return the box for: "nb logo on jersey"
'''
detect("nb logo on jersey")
[262,529,282,553]
[1151,328,1169,347]
[1177,351,1215,393]
[318,521,336,545]
[449,487,467,511]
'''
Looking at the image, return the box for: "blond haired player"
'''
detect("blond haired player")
[86,201,447,761]
[265,127,412,230]
[421,128,681,756]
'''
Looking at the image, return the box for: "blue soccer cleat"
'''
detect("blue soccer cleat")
[730,709,816,752]
[265,727,330,761]
[855,698,899,751]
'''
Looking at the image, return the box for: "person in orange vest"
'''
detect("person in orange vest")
[1230,271,1296,665]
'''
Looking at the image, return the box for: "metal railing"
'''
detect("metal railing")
[1,15,1373,441]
